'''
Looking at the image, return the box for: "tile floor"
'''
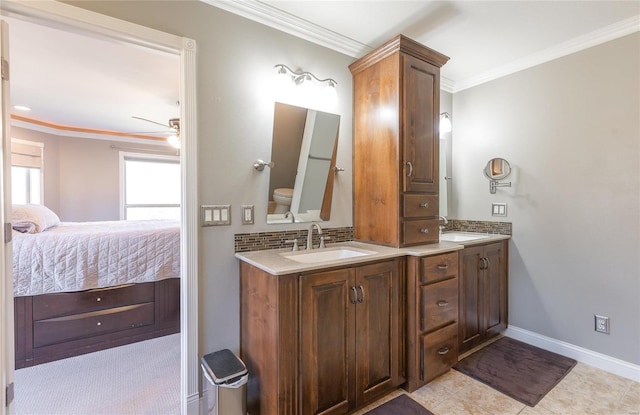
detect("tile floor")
[355,362,640,415]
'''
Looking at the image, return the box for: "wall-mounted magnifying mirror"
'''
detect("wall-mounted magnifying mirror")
[267,102,340,224]
[484,158,512,194]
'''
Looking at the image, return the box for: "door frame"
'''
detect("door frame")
[0,1,199,413]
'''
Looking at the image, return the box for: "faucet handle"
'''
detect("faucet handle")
[285,239,299,251]
[319,236,331,249]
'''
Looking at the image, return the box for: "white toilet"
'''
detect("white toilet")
[273,188,293,214]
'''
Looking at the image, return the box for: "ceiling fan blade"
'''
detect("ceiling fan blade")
[132,115,170,128]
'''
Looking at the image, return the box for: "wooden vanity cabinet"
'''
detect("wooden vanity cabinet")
[405,251,459,392]
[349,35,449,248]
[458,241,508,354]
[240,258,404,415]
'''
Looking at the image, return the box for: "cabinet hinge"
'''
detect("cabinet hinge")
[4,222,11,243]
[5,382,14,406]
[1,57,8,81]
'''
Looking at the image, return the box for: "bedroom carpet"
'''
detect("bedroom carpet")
[14,334,180,415]
[453,336,577,407]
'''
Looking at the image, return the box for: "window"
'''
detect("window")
[11,139,44,204]
[120,153,180,220]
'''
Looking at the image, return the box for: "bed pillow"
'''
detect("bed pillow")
[12,204,60,233]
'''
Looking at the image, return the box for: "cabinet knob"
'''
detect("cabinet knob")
[436,300,449,307]
[420,228,429,234]
[96,321,102,326]
[437,346,450,355]
[419,202,429,208]
[96,297,101,302]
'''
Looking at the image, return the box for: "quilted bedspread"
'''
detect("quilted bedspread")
[13,220,180,296]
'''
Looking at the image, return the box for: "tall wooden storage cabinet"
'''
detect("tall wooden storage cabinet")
[349,35,449,247]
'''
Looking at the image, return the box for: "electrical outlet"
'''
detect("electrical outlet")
[595,315,610,334]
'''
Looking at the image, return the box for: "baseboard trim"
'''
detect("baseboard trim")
[505,326,640,382]
[187,393,200,415]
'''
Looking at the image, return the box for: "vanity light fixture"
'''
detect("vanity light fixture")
[274,64,338,107]
[440,112,452,133]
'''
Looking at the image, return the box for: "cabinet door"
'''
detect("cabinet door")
[354,260,403,407]
[458,245,483,351]
[483,242,508,337]
[402,53,439,194]
[300,268,355,415]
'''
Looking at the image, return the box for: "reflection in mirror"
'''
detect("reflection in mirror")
[483,158,512,180]
[267,103,340,224]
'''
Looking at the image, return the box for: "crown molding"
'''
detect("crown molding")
[202,0,372,57]
[453,14,640,93]
[201,2,638,94]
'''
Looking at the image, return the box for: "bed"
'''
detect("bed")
[11,205,181,368]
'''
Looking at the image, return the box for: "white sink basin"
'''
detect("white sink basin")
[440,232,490,242]
[282,247,377,264]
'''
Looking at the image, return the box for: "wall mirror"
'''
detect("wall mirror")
[484,157,512,194]
[483,158,511,180]
[267,102,340,224]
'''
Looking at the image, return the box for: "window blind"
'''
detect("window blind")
[11,139,43,169]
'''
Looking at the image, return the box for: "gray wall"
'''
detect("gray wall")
[65,0,355,356]
[62,1,638,366]
[450,33,640,364]
[11,126,174,221]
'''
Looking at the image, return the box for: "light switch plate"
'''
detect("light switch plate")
[241,205,254,225]
[491,203,507,217]
[201,204,231,226]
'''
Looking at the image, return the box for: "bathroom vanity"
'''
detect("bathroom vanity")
[237,243,407,415]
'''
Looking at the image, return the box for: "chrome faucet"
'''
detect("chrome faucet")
[307,222,323,250]
[438,215,448,234]
[284,211,295,223]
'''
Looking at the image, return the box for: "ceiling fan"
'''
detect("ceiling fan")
[131,116,181,148]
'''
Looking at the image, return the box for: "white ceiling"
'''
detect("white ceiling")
[4,1,639,139]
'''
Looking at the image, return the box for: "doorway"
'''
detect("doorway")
[0,2,198,413]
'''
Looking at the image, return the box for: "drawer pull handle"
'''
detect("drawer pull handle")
[437,300,449,307]
[420,202,429,208]
[358,285,365,303]
[420,228,429,234]
[437,346,450,355]
[96,297,101,302]
[96,321,102,326]
[406,161,413,177]
[350,286,358,304]
[437,264,449,270]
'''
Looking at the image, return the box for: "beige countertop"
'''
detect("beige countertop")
[235,232,511,276]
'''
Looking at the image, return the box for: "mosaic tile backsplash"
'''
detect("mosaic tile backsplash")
[234,220,510,252]
[235,226,354,252]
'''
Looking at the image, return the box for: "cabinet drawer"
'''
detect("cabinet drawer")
[403,219,439,245]
[421,278,458,332]
[421,252,459,284]
[421,323,458,383]
[33,302,155,348]
[403,194,438,218]
[33,283,155,320]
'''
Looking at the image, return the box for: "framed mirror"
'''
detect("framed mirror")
[483,158,511,180]
[267,102,340,224]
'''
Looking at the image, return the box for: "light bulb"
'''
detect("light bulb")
[440,113,452,133]
[168,134,180,149]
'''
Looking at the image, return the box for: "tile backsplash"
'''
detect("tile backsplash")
[443,219,512,235]
[234,220,510,252]
[235,226,353,252]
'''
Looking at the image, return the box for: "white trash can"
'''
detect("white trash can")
[201,349,248,415]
